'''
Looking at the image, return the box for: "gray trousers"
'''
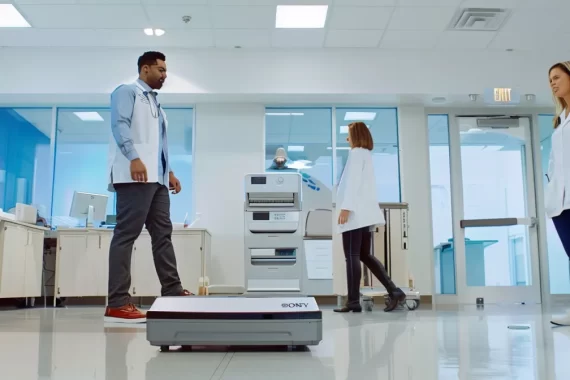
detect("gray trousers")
[108,183,183,308]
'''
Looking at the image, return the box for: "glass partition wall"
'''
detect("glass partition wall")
[0,107,193,228]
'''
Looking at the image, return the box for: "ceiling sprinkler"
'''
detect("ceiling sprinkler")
[182,16,191,24]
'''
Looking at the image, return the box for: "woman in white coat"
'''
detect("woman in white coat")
[546,61,570,326]
[334,122,406,313]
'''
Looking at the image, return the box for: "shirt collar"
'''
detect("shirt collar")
[136,79,155,95]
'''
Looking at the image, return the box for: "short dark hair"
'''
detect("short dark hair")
[348,122,374,150]
[137,51,166,73]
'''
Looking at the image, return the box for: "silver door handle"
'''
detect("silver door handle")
[460,217,536,228]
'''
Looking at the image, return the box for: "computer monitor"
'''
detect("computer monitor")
[70,191,109,227]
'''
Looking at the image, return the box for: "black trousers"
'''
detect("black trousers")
[552,209,570,260]
[108,183,183,308]
[342,226,397,307]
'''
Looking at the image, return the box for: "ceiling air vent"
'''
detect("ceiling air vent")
[448,8,511,31]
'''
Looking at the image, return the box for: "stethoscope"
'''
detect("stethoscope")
[143,90,160,119]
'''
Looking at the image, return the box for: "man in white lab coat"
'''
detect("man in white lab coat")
[104,51,191,323]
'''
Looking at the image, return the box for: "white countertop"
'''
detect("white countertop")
[0,216,49,231]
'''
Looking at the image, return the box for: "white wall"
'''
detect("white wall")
[193,103,265,287]
[0,47,563,105]
[398,107,434,295]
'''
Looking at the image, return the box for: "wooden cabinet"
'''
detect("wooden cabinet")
[0,219,47,298]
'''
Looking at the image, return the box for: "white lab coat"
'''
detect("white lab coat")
[545,109,570,218]
[335,147,385,233]
[107,81,168,188]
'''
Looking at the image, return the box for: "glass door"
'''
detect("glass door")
[448,115,541,304]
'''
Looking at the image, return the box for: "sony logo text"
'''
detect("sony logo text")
[281,303,308,308]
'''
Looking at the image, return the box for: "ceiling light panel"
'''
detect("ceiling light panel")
[0,4,31,28]
[344,112,376,121]
[275,5,328,29]
[74,112,104,122]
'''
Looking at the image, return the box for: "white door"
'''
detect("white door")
[56,234,91,297]
[131,233,161,296]
[24,230,45,297]
[447,115,541,304]
[171,232,202,295]
[0,224,27,297]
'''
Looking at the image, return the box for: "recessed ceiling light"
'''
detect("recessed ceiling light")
[275,5,328,29]
[144,28,165,36]
[74,112,104,122]
[0,4,31,28]
[344,112,376,121]
[288,145,304,152]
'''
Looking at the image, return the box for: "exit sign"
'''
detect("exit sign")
[484,88,520,104]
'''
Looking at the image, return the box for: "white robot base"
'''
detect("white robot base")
[146,296,323,352]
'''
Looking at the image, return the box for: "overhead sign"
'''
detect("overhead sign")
[483,88,520,104]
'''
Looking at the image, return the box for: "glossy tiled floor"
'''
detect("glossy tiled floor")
[0,304,569,379]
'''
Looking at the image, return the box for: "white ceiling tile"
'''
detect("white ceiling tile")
[212,6,275,29]
[488,31,563,51]
[500,9,564,34]
[271,29,326,48]
[436,30,496,49]
[0,28,214,47]
[142,0,208,4]
[145,5,212,29]
[334,0,396,4]
[214,29,271,47]
[379,30,441,49]
[459,0,518,8]
[325,29,384,48]
[399,0,461,6]
[269,0,332,4]
[76,0,142,4]
[514,0,570,9]
[210,0,275,5]
[387,7,457,31]
[328,6,393,30]
[17,5,148,29]
[14,0,76,3]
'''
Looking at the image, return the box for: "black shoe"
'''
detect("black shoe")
[384,289,406,312]
[333,306,362,313]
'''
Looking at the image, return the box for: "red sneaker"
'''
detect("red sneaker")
[104,303,146,323]
[180,289,194,296]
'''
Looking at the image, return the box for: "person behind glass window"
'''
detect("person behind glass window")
[268,147,296,171]
[545,61,570,327]
[334,122,405,313]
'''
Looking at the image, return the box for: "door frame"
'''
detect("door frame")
[426,107,553,307]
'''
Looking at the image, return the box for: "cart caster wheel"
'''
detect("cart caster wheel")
[406,300,420,310]
[160,346,170,352]
[384,296,391,306]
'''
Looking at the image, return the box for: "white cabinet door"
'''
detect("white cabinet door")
[57,234,96,297]
[172,233,203,295]
[24,229,45,297]
[96,232,111,297]
[131,234,161,297]
[0,224,27,297]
